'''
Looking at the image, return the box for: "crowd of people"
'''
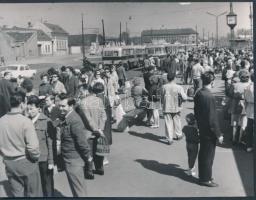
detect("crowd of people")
[0,45,253,197]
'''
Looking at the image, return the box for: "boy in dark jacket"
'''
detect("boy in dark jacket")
[183,113,199,177]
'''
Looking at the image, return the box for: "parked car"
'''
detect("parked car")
[0,64,36,79]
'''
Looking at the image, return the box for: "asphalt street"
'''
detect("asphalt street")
[0,55,254,197]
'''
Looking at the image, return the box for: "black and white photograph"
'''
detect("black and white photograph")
[0,1,254,197]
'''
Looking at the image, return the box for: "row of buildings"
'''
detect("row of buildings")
[0,21,213,63]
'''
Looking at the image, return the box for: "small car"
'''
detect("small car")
[0,64,37,79]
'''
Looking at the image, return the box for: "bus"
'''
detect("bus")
[102,45,146,70]
[165,43,197,54]
[145,44,167,59]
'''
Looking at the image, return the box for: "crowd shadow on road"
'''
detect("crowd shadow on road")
[0,180,11,197]
[135,159,198,185]
[128,131,167,145]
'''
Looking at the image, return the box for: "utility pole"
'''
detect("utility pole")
[102,19,105,46]
[81,13,85,64]
[120,22,122,45]
[208,31,209,47]
[207,11,227,48]
[249,2,253,50]
[212,32,214,47]
[195,25,198,47]
[126,21,128,45]
[203,28,205,46]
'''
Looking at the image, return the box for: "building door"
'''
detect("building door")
[38,44,42,56]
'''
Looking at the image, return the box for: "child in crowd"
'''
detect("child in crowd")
[182,113,199,176]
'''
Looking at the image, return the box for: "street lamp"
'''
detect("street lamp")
[226,2,237,50]
[206,11,227,48]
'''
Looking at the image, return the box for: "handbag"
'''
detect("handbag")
[96,136,110,156]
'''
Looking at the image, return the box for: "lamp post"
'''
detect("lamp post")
[206,11,227,48]
[226,2,237,50]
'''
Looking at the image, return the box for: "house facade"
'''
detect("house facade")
[37,30,53,56]
[0,27,38,62]
[32,22,69,55]
[141,28,198,44]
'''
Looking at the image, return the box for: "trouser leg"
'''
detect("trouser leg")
[6,171,24,197]
[164,113,174,141]
[65,164,87,197]
[5,158,42,197]
[173,112,182,137]
[38,162,54,197]
[92,138,104,171]
[25,165,43,197]
[246,118,254,148]
[187,143,199,169]
[153,109,159,126]
[198,139,216,182]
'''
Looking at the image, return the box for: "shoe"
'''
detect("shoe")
[173,135,183,141]
[166,140,173,145]
[246,147,253,152]
[150,125,159,129]
[84,173,94,180]
[199,181,218,187]
[94,169,104,175]
[186,168,196,177]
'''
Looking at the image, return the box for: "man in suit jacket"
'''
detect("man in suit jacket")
[194,71,223,187]
[58,93,91,197]
[63,67,79,98]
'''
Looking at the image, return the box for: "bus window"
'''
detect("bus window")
[147,48,155,55]
[104,51,119,57]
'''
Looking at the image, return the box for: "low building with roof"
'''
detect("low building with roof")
[32,21,69,55]
[0,26,38,63]
[141,28,198,44]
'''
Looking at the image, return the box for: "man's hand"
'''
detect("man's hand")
[218,135,224,144]
[98,129,104,137]
[48,164,54,170]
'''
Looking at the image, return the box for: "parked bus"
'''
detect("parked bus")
[102,45,146,70]
[165,43,197,54]
[145,44,167,59]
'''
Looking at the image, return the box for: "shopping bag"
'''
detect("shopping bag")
[96,136,110,156]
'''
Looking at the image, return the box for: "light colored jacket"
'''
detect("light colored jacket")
[192,63,204,79]
[244,82,254,119]
[161,82,187,113]
[104,77,117,107]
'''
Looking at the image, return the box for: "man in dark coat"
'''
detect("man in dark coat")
[63,66,79,98]
[58,93,92,197]
[194,71,223,187]
[0,72,15,117]
[116,61,127,88]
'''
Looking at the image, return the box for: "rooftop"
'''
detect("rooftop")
[6,32,34,42]
[43,22,68,35]
[142,28,197,36]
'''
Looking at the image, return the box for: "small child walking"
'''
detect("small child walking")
[182,113,200,176]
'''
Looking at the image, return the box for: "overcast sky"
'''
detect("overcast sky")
[0,2,252,38]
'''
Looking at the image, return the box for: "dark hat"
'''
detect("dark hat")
[185,113,196,125]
